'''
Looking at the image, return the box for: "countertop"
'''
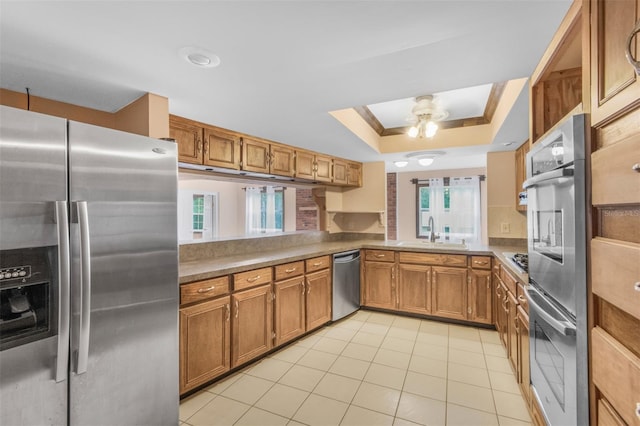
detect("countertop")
[179,239,528,284]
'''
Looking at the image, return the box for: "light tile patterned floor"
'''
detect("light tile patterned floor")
[180,311,533,426]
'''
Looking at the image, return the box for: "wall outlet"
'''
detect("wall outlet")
[500,222,511,233]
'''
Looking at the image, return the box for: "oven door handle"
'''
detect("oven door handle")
[526,286,576,337]
[523,167,574,190]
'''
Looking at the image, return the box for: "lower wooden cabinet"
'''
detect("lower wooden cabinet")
[305,269,332,330]
[179,296,231,394]
[506,288,518,372]
[516,305,530,403]
[397,263,431,315]
[231,284,273,368]
[362,261,396,310]
[467,269,492,324]
[273,276,305,346]
[431,266,467,321]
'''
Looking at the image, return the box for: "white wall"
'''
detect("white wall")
[395,167,488,244]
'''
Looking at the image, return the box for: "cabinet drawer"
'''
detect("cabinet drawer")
[592,327,640,426]
[364,250,395,262]
[516,282,528,314]
[470,256,492,269]
[592,238,640,321]
[233,267,272,291]
[592,134,640,206]
[598,398,626,426]
[306,255,331,273]
[499,265,518,295]
[181,276,230,305]
[274,261,305,281]
[398,252,467,267]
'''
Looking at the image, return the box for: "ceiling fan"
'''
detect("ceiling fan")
[407,95,449,139]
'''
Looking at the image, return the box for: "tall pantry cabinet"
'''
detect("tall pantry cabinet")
[588,1,640,425]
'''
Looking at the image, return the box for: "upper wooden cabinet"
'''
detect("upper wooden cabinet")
[590,0,640,126]
[241,137,295,177]
[295,149,332,183]
[530,0,585,143]
[241,136,270,174]
[514,141,530,212]
[169,115,361,186]
[204,126,241,170]
[170,115,203,164]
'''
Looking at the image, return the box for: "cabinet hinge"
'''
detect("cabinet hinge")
[272,331,276,340]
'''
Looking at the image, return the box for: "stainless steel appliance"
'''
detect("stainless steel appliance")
[332,250,361,321]
[523,113,588,426]
[0,106,179,425]
[502,252,528,274]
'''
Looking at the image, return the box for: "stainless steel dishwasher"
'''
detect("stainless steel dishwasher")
[332,250,361,321]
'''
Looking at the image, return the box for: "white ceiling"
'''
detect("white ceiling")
[0,1,571,170]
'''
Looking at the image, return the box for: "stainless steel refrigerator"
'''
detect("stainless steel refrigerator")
[0,105,179,425]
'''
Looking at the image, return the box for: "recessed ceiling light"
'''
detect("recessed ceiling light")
[394,161,409,168]
[179,46,220,68]
[503,142,514,146]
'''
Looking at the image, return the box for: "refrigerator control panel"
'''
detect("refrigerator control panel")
[0,266,31,281]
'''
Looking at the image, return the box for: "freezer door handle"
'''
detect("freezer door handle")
[55,201,70,383]
[75,201,91,375]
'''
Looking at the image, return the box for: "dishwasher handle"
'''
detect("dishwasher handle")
[333,250,361,263]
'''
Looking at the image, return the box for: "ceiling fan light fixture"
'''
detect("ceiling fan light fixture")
[393,160,409,168]
[407,95,447,139]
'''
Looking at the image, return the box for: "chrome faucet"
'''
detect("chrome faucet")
[427,216,440,243]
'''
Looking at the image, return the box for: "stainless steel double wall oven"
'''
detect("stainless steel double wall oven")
[524,113,588,426]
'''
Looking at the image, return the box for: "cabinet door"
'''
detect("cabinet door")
[333,159,348,185]
[515,142,530,212]
[274,277,305,346]
[397,264,431,315]
[305,269,331,331]
[431,266,467,320]
[231,284,273,368]
[467,269,493,324]
[516,306,530,404]
[507,290,518,372]
[498,282,509,348]
[295,150,315,180]
[363,261,396,310]
[270,144,295,177]
[591,0,640,126]
[179,296,231,394]
[241,136,270,174]
[203,127,241,170]
[314,154,333,183]
[347,162,362,187]
[170,116,203,164]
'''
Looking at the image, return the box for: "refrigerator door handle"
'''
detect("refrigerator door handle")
[75,201,91,375]
[55,201,70,383]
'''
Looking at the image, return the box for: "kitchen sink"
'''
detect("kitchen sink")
[392,241,468,250]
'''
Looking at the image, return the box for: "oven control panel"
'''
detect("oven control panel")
[0,266,31,281]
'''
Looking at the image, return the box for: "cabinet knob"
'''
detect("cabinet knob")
[632,163,640,173]
[635,402,640,419]
[625,20,640,75]
[634,282,640,291]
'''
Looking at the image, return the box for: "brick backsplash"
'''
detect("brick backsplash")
[387,172,397,240]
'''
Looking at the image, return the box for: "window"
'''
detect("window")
[416,177,481,243]
[246,186,285,234]
[178,190,218,242]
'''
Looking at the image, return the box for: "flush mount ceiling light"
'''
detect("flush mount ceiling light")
[179,46,221,68]
[393,160,409,168]
[418,157,435,166]
[407,95,449,139]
